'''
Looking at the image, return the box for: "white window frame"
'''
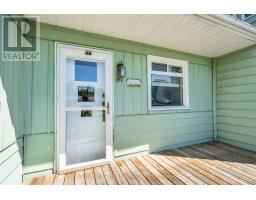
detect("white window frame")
[147,55,189,111]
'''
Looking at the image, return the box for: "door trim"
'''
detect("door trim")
[55,42,114,173]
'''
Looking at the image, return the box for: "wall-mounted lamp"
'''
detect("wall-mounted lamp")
[116,62,126,81]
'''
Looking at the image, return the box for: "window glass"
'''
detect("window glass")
[75,60,97,82]
[151,74,183,107]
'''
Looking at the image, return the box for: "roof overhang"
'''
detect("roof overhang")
[29,14,256,57]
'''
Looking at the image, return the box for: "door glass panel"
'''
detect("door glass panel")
[66,58,105,107]
[66,110,106,165]
[65,58,106,165]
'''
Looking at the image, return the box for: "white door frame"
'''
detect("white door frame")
[55,42,114,173]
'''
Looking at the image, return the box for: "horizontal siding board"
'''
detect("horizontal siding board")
[1,163,22,184]
[218,124,256,137]
[217,74,256,88]
[116,134,212,158]
[218,137,256,152]
[217,65,256,81]
[217,116,256,128]
[217,56,256,73]
[115,112,213,157]
[115,111,213,123]
[0,151,22,183]
[116,124,213,142]
[217,45,256,66]
[217,109,256,119]
[217,101,256,110]
[216,45,256,152]
[115,116,213,133]
[217,93,256,102]
[217,84,256,95]
[218,131,256,146]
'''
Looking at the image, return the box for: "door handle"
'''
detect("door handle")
[106,102,110,114]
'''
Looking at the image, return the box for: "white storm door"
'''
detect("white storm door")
[56,43,113,172]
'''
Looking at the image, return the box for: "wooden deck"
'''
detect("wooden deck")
[26,142,256,185]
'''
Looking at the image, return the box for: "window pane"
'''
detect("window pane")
[168,65,182,73]
[75,60,97,82]
[151,74,183,107]
[152,62,167,72]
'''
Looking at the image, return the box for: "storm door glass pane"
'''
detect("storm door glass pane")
[66,58,105,107]
[65,110,106,165]
[65,58,106,165]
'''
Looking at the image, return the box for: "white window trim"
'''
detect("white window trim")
[147,55,189,111]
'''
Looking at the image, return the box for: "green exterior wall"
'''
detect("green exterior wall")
[216,45,256,152]
[0,18,214,182]
[0,17,23,184]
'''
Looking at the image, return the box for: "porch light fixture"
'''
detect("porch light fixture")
[116,62,126,81]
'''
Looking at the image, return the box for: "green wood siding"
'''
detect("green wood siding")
[114,53,213,157]
[0,16,22,184]
[0,18,214,180]
[216,45,256,152]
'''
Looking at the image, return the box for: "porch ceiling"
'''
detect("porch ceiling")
[33,14,256,57]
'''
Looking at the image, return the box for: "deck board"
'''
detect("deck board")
[116,160,139,185]
[94,167,107,185]
[84,168,96,185]
[75,170,85,185]
[64,172,75,185]
[102,165,118,185]
[26,142,256,185]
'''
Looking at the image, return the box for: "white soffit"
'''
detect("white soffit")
[34,14,256,57]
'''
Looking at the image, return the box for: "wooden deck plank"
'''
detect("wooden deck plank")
[84,168,96,185]
[178,147,241,185]
[53,174,65,185]
[186,147,248,184]
[116,160,139,185]
[64,172,75,185]
[94,166,107,185]
[22,179,33,185]
[31,176,45,185]
[213,143,256,171]
[143,154,184,185]
[200,143,256,179]
[173,149,230,184]
[124,159,150,185]
[191,145,256,184]
[166,152,219,185]
[206,143,256,171]
[42,174,55,185]
[136,156,173,185]
[160,153,206,185]
[164,152,216,185]
[102,165,118,185]
[109,162,129,185]
[75,170,85,185]
[149,154,195,185]
[130,157,161,185]
[216,142,256,163]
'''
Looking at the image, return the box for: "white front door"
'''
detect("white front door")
[56,43,113,172]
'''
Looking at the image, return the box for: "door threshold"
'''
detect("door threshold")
[58,159,113,174]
